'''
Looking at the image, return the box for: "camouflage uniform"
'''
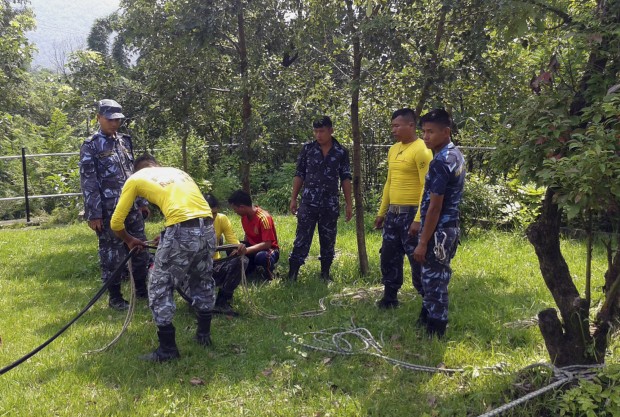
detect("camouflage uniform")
[289,138,352,269]
[213,255,248,294]
[79,131,149,291]
[419,142,465,335]
[380,208,422,294]
[150,219,216,326]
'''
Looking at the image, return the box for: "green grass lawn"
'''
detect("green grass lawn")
[0,214,616,416]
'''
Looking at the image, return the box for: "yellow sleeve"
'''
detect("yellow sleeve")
[221,215,240,244]
[377,147,394,217]
[414,148,433,222]
[110,178,138,231]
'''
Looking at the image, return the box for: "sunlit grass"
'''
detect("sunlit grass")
[0,216,616,416]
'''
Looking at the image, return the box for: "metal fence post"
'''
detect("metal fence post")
[21,147,30,222]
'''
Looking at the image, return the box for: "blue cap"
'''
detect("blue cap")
[97,99,125,119]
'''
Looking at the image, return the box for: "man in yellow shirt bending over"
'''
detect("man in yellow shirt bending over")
[111,154,216,362]
[205,194,248,315]
[374,108,432,309]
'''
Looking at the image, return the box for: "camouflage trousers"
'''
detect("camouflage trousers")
[380,209,422,294]
[97,209,149,284]
[421,226,460,322]
[213,255,248,293]
[244,246,280,279]
[289,203,339,267]
[149,219,216,326]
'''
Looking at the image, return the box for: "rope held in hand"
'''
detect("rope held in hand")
[0,247,138,376]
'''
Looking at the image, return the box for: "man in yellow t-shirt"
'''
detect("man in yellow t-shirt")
[111,154,215,362]
[374,108,432,309]
[205,194,248,315]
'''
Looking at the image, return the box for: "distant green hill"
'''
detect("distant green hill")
[26,0,120,70]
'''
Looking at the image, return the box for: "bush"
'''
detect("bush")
[460,173,543,232]
[551,365,620,417]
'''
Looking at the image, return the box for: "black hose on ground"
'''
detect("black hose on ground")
[0,247,138,376]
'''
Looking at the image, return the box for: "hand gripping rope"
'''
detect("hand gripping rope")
[0,247,139,376]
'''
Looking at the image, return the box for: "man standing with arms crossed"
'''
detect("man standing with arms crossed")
[79,99,150,310]
[375,108,432,309]
[288,116,353,282]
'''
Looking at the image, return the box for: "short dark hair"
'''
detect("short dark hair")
[204,194,219,209]
[312,116,332,129]
[391,108,416,123]
[134,153,158,170]
[228,189,252,207]
[419,108,452,129]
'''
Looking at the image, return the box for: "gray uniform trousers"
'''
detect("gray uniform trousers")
[98,209,149,284]
[149,219,216,326]
[421,226,460,322]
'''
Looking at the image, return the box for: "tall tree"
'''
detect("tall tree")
[497,0,620,365]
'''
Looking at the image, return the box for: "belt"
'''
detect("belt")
[388,205,417,214]
[439,220,459,228]
[177,217,212,227]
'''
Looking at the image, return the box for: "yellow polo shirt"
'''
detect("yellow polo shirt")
[213,213,240,260]
[377,139,432,221]
[111,166,212,231]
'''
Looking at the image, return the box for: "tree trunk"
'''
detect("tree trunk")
[237,0,251,193]
[528,0,618,365]
[414,5,447,117]
[181,128,188,172]
[527,188,600,365]
[346,0,369,276]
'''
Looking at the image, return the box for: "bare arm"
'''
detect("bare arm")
[290,176,304,215]
[342,179,353,222]
[245,240,273,255]
[113,228,146,251]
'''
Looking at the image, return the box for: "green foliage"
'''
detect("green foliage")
[552,365,620,417]
[460,173,544,232]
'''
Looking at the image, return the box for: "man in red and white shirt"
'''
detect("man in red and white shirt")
[228,190,280,280]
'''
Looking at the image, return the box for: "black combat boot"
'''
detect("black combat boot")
[288,261,301,281]
[133,275,148,299]
[376,286,399,309]
[320,260,333,282]
[195,312,213,346]
[426,318,447,339]
[213,290,237,316]
[108,283,129,311]
[140,324,181,362]
[416,306,429,327]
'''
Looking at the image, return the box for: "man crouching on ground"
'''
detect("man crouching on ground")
[110,153,216,362]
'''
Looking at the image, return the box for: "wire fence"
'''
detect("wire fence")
[0,144,496,222]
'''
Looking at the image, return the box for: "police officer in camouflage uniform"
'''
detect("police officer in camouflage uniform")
[288,116,353,282]
[414,109,465,338]
[111,154,216,362]
[79,99,150,310]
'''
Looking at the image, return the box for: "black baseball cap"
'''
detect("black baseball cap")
[97,99,125,119]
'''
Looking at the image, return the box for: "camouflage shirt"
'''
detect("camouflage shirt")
[79,130,145,220]
[294,137,352,208]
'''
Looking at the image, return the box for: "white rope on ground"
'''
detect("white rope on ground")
[476,363,605,417]
[84,259,138,355]
[291,324,607,416]
[291,322,507,375]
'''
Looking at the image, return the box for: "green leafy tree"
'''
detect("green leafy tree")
[496,0,620,365]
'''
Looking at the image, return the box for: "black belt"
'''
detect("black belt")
[439,220,459,228]
[177,217,211,227]
[388,205,417,214]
